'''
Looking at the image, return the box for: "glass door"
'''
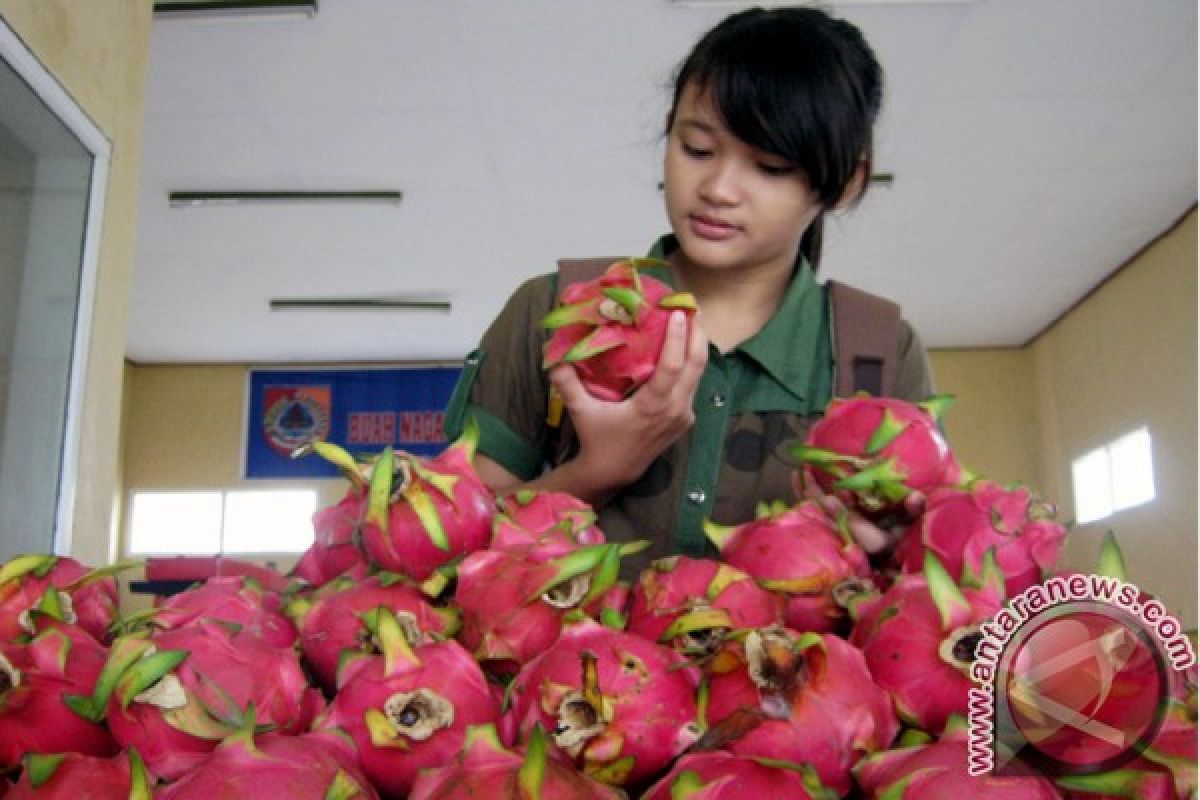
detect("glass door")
[0,18,110,559]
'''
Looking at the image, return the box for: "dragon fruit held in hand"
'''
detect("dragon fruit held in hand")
[704,501,872,634]
[409,723,624,800]
[317,610,501,798]
[793,395,962,518]
[6,749,153,799]
[542,259,697,401]
[894,480,1066,595]
[506,619,701,787]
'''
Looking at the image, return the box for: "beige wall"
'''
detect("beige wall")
[1032,211,1197,626]
[929,348,1040,488]
[0,1,154,565]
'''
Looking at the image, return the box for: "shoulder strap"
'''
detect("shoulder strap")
[827,280,901,398]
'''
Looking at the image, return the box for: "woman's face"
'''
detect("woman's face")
[663,83,823,277]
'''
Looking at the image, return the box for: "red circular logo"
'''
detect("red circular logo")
[1002,607,1165,770]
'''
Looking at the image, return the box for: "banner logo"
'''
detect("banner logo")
[262,385,331,456]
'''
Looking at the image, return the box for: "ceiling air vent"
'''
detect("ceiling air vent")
[153,1,318,19]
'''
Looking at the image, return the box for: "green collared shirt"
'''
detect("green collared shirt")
[445,236,931,576]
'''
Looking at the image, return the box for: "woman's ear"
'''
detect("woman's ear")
[834,161,869,210]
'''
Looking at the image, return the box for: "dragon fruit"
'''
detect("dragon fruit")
[704,501,872,634]
[793,395,962,518]
[6,749,152,799]
[0,555,123,645]
[317,610,501,798]
[353,421,496,581]
[455,541,643,676]
[506,619,701,787]
[626,556,783,663]
[853,716,1061,798]
[894,480,1066,594]
[697,627,898,795]
[72,622,324,780]
[542,259,697,401]
[293,488,372,587]
[491,490,606,552]
[850,550,1006,734]
[409,723,624,800]
[123,575,297,648]
[143,556,292,594]
[156,716,377,800]
[641,752,836,800]
[0,615,116,766]
[287,572,460,692]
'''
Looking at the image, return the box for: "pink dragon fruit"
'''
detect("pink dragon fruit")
[455,541,644,676]
[0,555,124,645]
[1054,698,1197,800]
[490,489,606,552]
[156,717,377,800]
[641,751,836,800]
[143,556,292,594]
[704,501,873,634]
[542,259,698,401]
[894,480,1066,594]
[506,619,701,787]
[0,615,116,766]
[124,575,297,648]
[626,556,783,663]
[355,421,496,581]
[287,572,460,692]
[793,395,962,518]
[697,627,898,795]
[293,488,372,587]
[317,610,501,798]
[6,749,153,799]
[409,723,625,800]
[853,716,1061,798]
[850,550,1006,734]
[73,621,324,780]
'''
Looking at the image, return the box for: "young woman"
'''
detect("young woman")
[444,6,933,574]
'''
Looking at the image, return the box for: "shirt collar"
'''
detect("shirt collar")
[645,234,824,403]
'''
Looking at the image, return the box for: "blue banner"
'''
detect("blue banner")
[244,366,461,478]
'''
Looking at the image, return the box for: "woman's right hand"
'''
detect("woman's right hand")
[548,310,709,498]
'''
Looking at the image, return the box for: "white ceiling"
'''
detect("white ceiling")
[128,0,1197,364]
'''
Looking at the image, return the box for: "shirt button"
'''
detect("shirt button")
[711,393,726,408]
[686,488,707,505]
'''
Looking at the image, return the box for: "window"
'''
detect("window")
[1071,427,1156,525]
[128,489,317,556]
[0,19,110,560]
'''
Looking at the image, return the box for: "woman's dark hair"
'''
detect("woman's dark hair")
[667,5,883,270]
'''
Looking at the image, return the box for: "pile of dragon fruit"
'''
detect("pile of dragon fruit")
[0,263,1195,797]
[1,392,1195,798]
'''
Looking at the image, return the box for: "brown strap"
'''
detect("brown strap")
[828,280,901,397]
